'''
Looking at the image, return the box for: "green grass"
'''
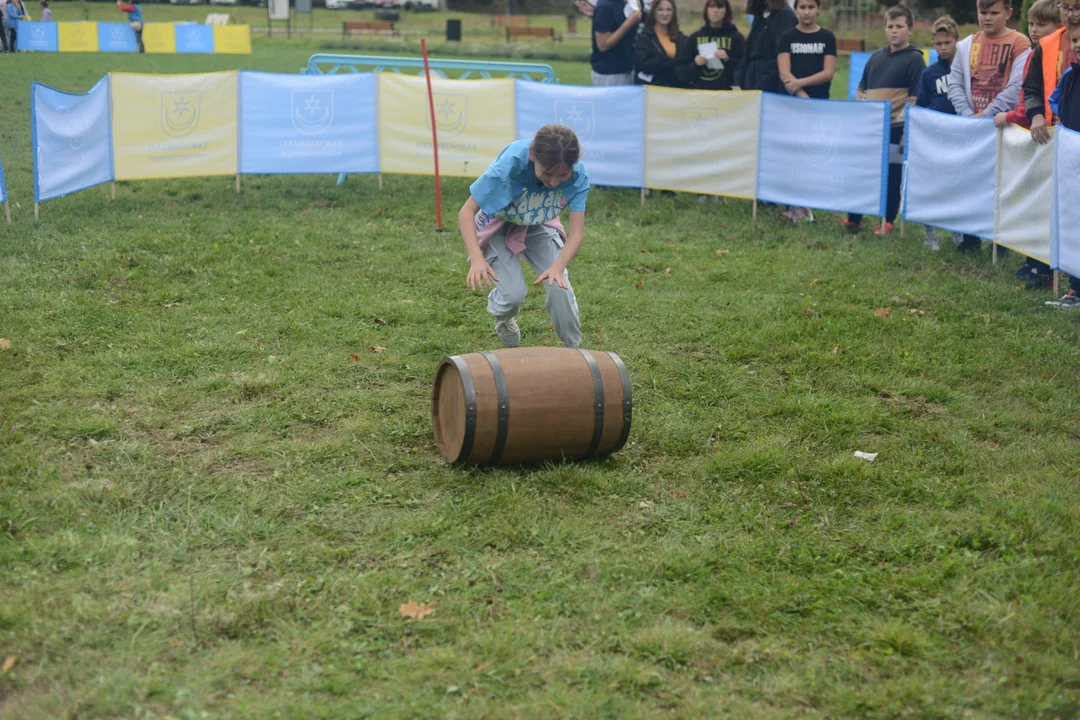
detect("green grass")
[3,42,1080,720]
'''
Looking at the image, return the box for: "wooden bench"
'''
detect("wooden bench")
[836,37,866,55]
[342,20,396,39]
[507,26,557,42]
[492,15,529,28]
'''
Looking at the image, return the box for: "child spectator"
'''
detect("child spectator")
[678,0,745,91]
[735,0,797,93]
[776,0,835,222]
[1044,22,1080,309]
[994,0,1060,282]
[916,15,960,249]
[946,0,1030,252]
[948,0,1030,122]
[841,4,925,235]
[39,0,49,22]
[117,0,145,53]
[634,0,692,87]
[1024,3,1078,144]
[590,0,642,85]
[459,125,589,348]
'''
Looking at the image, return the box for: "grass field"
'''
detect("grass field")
[3,27,1080,720]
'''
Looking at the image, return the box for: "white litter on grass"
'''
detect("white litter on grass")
[853,451,878,462]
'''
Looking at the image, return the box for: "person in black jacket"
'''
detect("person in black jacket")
[677,0,746,90]
[734,0,797,92]
[634,0,692,87]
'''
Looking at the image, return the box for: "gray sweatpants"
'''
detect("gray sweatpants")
[590,70,634,86]
[482,224,582,349]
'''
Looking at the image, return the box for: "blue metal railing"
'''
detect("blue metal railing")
[303,53,557,84]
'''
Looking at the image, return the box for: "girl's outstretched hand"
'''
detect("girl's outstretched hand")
[467,260,499,291]
[534,263,568,290]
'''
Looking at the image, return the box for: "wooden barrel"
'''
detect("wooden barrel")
[432,347,632,465]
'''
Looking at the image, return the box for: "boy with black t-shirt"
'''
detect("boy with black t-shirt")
[777,0,836,222]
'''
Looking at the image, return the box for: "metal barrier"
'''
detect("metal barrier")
[304,53,557,184]
[302,53,557,84]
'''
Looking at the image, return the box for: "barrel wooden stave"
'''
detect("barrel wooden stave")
[432,347,632,465]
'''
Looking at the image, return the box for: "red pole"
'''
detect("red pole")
[420,39,444,232]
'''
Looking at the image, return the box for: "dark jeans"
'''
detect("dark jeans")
[135,28,144,53]
[848,161,902,226]
[0,25,8,53]
[7,28,15,52]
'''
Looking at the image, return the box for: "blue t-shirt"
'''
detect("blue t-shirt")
[591,0,636,75]
[469,139,590,228]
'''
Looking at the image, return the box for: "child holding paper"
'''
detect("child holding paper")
[458,125,589,349]
[678,0,745,90]
[776,0,835,222]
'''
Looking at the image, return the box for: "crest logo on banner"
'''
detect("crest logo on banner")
[291,90,334,135]
[681,107,718,141]
[555,101,595,142]
[62,105,91,151]
[934,129,968,188]
[426,94,467,139]
[799,114,840,166]
[112,26,127,41]
[31,25,46,40]
[161,91,201,137]
[181,26,206,50]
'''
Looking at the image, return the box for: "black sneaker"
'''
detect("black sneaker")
[955,236,982,253]
[1015,259,1037,280]
[1025,272,1053,291]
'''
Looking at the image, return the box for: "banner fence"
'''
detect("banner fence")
[17,21,251,54]
[20,71,1073,274]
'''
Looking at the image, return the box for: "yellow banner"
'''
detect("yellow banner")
[378,74,515,177]
[111,72,238,181]
[644,88,761,199]
[142,23,177,54]
[57,22,99,53]
[212,25,252,54]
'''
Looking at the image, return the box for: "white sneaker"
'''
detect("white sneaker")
[924,234,940,251]
[494,316,521,347]
[1046,291,1080,309]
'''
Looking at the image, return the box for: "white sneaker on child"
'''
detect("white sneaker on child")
[924,230,940,251]
[495,316,521,347]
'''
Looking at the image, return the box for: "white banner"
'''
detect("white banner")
[1052,126,1080,277]
[995,125,1053,263]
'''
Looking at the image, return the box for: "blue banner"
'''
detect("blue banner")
[0,155,7,204]
[515,82,645,188]
[848,52,870,100]
[175,24,214,54]
[32,81,114,203]
[17,20,59,52]
[1052,125,1080,276]
[239,72,379,175]
[97,22,138,53]
[902,105,996,240]
[757,93,888,215]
